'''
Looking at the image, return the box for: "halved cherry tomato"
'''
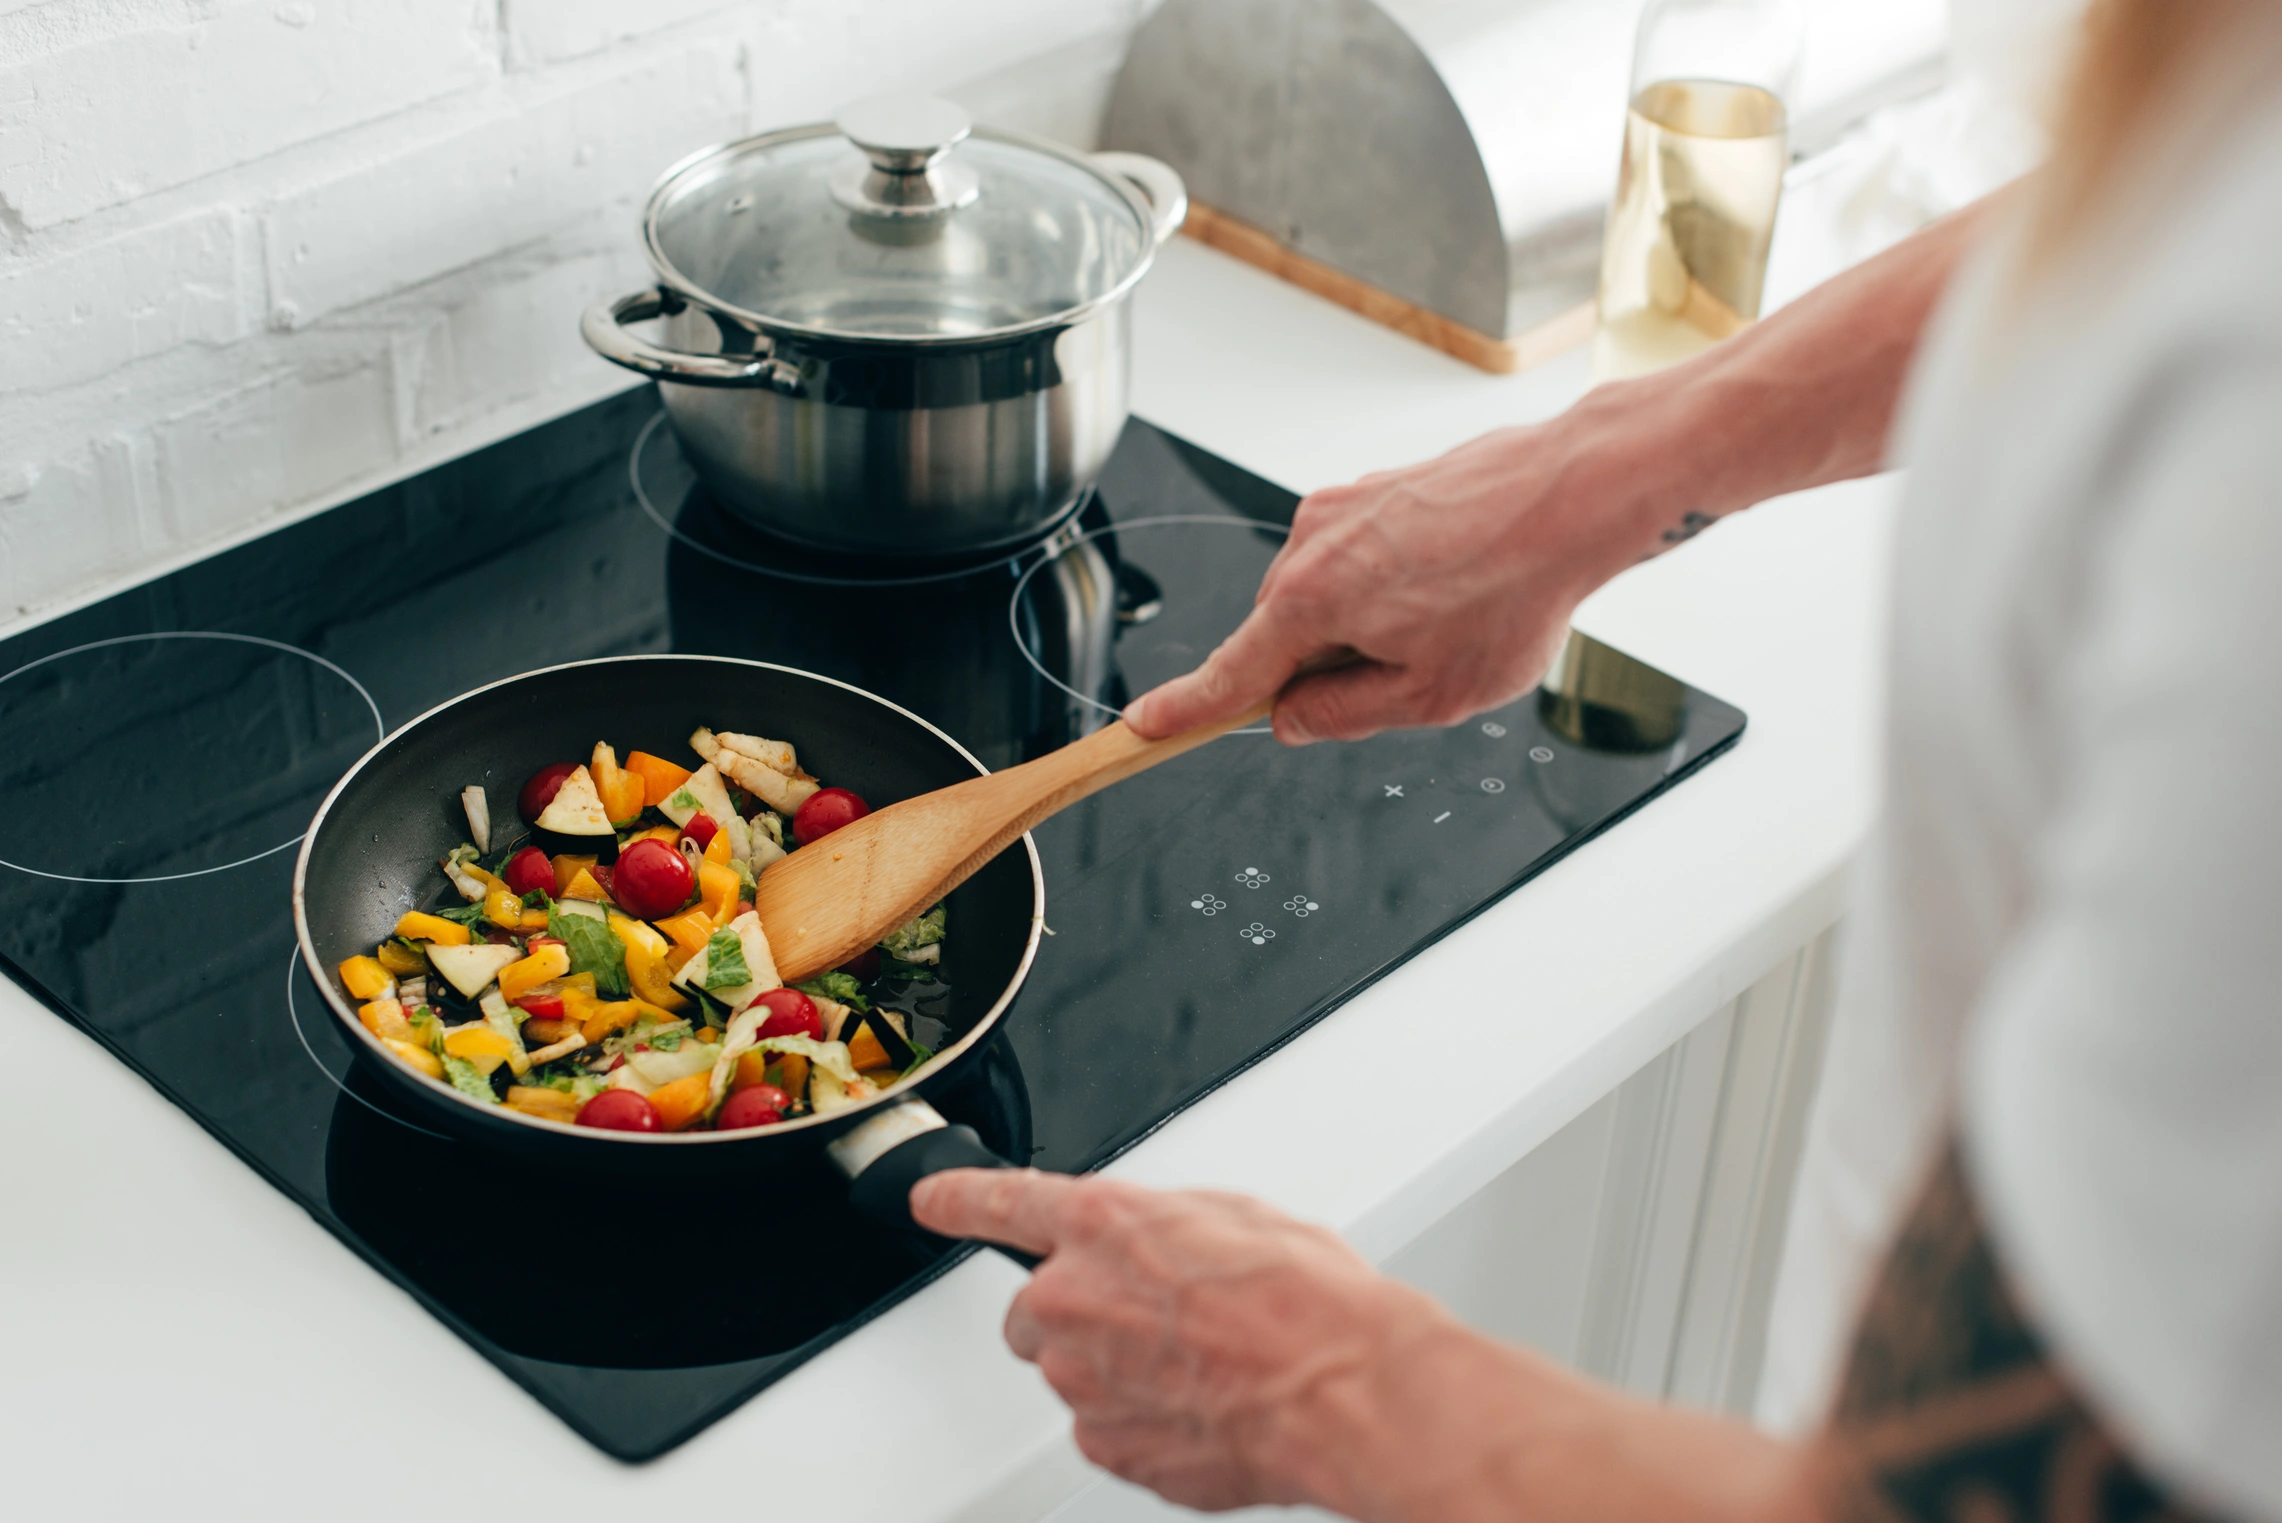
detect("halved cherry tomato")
[502,845,554,899]
[681,813,719,852]
[515,992,567,1021]
[793,787,869,845]
[752,987,822,1041]
[612,838,694,920]
[717,1086,787,1131]
[577,1088,662,1132]
[518,761,581,823]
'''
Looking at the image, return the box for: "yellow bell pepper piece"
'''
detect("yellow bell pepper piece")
[443,1025,516,1074]
[504,1086,579,1123]
[561,868,608,903]
[654,909,715,954]
[375,939,427,977]
[618,936,690,1012]
[697,860,740,925]
[624,825,678,848]
[703,827,733,865]
[608,912,668,957]
[593,743,648,828]
[383,1038,444,1079]
[497,943,570,1003]
[394,911,470,946]
[338,956,391,1000]
[357,998,416,1043]
[519,907,552,932]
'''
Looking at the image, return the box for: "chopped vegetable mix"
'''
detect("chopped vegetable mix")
[334,722,947,1133]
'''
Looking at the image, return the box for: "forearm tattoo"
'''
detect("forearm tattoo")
[1808,1142,2214,1523]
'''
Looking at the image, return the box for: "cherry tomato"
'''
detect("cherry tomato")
[576,1088,662,1132]
[752,987,822,1041]
[515,992,566,1021]
[681,812,719,852]
[518,761,581,823]
[502,845,554,899]
[716,1086,787,1131]
[793,787,869,845]
[838,947,880,982]
[611,837,694,920]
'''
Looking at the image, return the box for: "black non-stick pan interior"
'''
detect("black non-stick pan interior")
[298,656,1038,1142]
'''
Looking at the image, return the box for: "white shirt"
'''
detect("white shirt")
[1757,51,2282,1523]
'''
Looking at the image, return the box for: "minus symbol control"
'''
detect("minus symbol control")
[1431,810,1452,824]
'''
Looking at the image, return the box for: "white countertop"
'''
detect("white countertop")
[0,236,1895,1521]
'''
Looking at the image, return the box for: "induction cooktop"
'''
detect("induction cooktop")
[0,389,1743,1461]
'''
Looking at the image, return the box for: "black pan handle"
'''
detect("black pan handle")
[845,1122,1041,1271]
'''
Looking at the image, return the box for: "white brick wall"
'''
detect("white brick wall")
[0,0,1156,629]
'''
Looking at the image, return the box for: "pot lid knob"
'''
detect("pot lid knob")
[831,95,981,218]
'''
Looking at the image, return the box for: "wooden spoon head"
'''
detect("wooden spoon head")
[754,782,1004,984]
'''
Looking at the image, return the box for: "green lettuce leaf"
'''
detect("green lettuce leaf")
[549,902,628,996]
[794,971,870,1011]
[440,1054,500,1104]
[700,928,750,991]
[431,900,491,928]
[751,1034,858,1085]
[880,904,946,958]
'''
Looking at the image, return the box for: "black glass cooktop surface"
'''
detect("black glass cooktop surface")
[0,389,1743,1461]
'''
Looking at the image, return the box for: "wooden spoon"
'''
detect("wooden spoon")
[754,674,1329,984]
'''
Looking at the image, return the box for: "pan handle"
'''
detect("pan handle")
[836,1102,1041,1270]
[580,287,806,392]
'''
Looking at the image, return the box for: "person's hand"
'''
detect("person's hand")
[1122,403,1687,746]
[910,1168,1451,1515]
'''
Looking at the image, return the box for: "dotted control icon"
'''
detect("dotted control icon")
[1189,893,1227,916]
[1241,922,1276,946]
[1283,895,1319,917]
[1234,866,1271,889]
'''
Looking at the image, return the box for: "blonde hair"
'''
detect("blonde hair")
[2030,0,2282,260]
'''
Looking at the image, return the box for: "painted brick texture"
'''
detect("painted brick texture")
[0,0,1152,628]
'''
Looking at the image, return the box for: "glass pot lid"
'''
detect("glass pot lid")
[645,96,1153,343]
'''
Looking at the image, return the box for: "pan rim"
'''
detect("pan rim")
[291,653,1047,1145]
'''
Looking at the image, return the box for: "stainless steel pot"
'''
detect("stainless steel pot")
[582,96,1186,558]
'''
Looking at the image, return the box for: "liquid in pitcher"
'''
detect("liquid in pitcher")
[1591,79,1788,382]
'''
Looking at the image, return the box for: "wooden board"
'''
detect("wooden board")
[1180,199,1595,376]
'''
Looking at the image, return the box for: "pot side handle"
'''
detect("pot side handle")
[580,287,804,391]
[1091,151,1188,248]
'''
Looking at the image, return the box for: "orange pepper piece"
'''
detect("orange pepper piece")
[625,751,693,807]
[647,1073,714,1132]
[561,867,608,903]
[550,854,597,897]
[703,827,733,865]
[504,1087,578,1123]
[338,956,391,1000]
[654,909,715,954]
[579,1000,643,1047]
[497,943,571,1004]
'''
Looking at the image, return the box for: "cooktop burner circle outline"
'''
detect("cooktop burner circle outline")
[629,411,1063,589]
[285,948,451,1140]
[1007,513,1289,734]
[0,631,385,885]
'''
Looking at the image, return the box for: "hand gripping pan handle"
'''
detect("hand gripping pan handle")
[831,1101,1041,1270]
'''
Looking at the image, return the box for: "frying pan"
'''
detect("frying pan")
[293,655,1043,1247]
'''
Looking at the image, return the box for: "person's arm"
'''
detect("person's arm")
[909,1156,2226,1523]
[1124,194,2007,746]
